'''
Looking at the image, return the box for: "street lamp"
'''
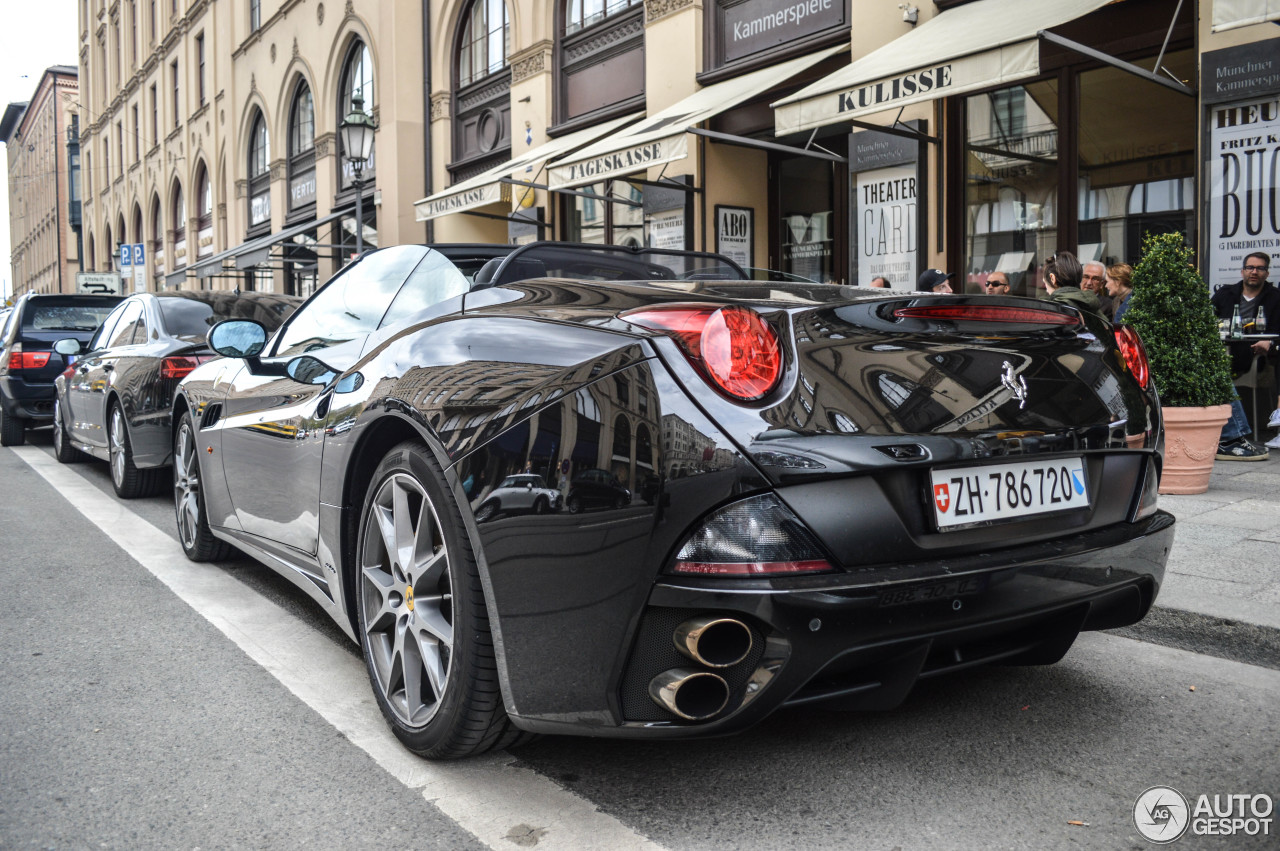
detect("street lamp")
[339,91,375,256]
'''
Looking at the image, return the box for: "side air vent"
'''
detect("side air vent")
[199,403,223,430]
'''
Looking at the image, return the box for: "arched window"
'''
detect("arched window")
[458,0,508,87]
[171,181,187,271]
[557,0,643,125]
[194,163,213,257]
[104,224,113,269]
[450,1,511,179]
[87,231,96,272]
[338,42,375,191]
[565,0,640,34]
[247,110,271,231]
[150,195,164,276]
[132,205,143,247]
[288,80,317,213]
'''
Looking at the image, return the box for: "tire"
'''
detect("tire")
[52,398,80,463]
[356,440,524,759]
[567,495,582,514]
[109,403,162,498]
[532,496,549,515]
[0,407,26,447]
[474,500,498,522]
[173,411,233,561]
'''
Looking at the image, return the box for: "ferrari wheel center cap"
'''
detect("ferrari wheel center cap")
[405,585,415,612]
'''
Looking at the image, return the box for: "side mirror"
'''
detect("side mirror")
[53,338,82,356]
[525,482,533,490]
[286,355,336,386]
[208,319,268,359]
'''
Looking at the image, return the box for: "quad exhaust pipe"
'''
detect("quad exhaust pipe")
[673,616,753,668]
[649,669,730,720]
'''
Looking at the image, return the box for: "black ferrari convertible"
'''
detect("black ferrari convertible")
[171,242,1173,759]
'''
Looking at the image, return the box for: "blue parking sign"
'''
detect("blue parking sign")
[132,244,145,266]
[119,244,131,268]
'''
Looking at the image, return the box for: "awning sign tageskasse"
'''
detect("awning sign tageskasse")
[548,42,846,190]
[772,0,1114,136]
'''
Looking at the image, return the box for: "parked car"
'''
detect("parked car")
[169,241,1172,760]
[0,293,123,446]
[566,468,631,512]
[52,290,301,497]
[474,473,561,521]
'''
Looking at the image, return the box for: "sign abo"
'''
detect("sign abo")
[715,205,753,268]
[1208,94,1280,287]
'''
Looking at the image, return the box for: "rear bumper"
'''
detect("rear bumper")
[510,509,1174,738]
[0,376,55,421]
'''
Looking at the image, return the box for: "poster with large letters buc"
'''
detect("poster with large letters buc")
[1209,95,1280,289]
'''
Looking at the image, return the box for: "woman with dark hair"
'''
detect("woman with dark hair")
[1106,263,1135,323]
[1042,251,1100,313]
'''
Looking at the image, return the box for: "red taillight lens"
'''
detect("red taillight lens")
[7,351,51,370]
[893,304,1080,325]
[622,305,783,401]
[1113,325,1150,389]
[161,355,215,379]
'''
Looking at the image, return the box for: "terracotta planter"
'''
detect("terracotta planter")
[1159,404,1232,494]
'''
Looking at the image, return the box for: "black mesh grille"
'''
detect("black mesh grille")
[619,607,767,723]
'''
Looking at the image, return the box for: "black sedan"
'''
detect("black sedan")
[0,293,122,446]
[170,242,1172,759]
[53,290,300,497]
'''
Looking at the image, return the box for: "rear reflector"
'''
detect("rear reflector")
[1113,325,1150,389]
[671,493,835,577]
[7,351,51,370]
[621,304,783,401]
[160,355,216,379]
[893,305,1080,325]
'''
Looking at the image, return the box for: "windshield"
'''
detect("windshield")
[25,301,121,332]
[499,475,546,488]
[482,244,749,287]
[159,294,300,341]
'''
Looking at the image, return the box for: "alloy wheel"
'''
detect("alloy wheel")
[361,472,454,728]
[173,420,202,550]
[109,407,127,488]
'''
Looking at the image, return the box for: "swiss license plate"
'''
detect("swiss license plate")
[930,457,1089,530]
[878,575,986,607]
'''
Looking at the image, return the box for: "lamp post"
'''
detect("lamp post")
[338,91,376,257]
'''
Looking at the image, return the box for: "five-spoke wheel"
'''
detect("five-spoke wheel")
[173,411,231,561]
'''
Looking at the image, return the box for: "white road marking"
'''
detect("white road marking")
[13,446,665,851]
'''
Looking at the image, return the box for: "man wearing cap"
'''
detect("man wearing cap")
[917,269,953,293]
[984,272,1010,295]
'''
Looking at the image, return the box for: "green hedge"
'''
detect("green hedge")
[1121,232,1235,408]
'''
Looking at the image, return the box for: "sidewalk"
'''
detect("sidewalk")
[1156,451,1280,631]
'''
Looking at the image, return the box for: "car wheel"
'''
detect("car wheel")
[533,496,549,515]
[52,399,80,463]
[474,500,498,522]
[0,407,26,447]
[109,403,161,498]
[356,440,524,759]
[567,495,582,514]
[173,411,233,562]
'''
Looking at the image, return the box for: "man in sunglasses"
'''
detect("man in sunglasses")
[1210,252,1280,458]
[983,272,1010,295]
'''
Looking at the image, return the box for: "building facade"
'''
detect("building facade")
[76,0,427,295]
[72,0,1280,296]
[2,67,81,297]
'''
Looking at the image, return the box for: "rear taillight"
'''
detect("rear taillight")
[893,304,1080,325]
[670,494,836,577]
[621,304,783,401]
[160,355,216,379]
[1113,325,1150,389]
[7,350,51,371]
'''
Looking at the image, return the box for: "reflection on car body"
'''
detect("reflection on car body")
[166,240,1173,760]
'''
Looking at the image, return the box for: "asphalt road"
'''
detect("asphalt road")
[2,428,1277,850]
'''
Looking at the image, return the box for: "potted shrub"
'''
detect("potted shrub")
[1121,232,1236,494]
